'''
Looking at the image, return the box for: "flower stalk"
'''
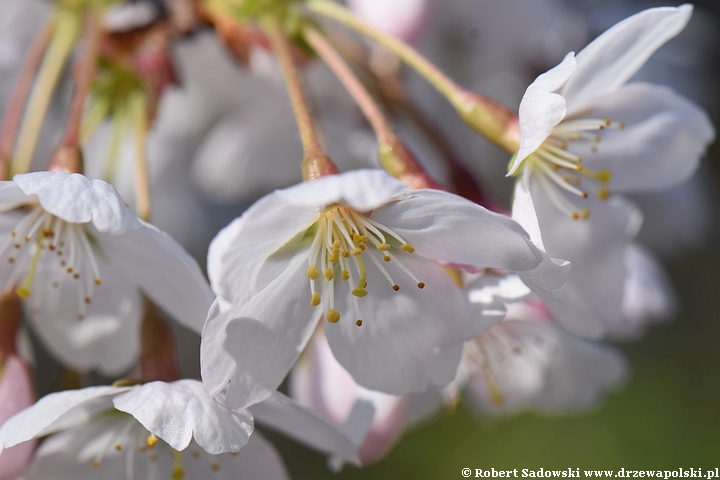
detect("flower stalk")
[12,9,82,176]
[304,26,441,189]
[262,16,338,181]
[305,0,520,153]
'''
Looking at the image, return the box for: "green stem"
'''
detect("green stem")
[306,0,520,153]
[12,9,81,175]
[129,93,151,222]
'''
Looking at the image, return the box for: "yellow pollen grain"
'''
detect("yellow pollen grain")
[147,435,158,447]
[359,244,366,251]
[327,309,341,323]
[580,208,590,220]
[341,270,349,281]
[377,243,390,251]
[350,247,362,256]
[401,244,415,253]
[597,187,609,200]
[576,165,583,172]
[92,460,100,468]
[417,282,425,289]
[383,255,391,262]
[342,251,350,258]
[356,319,363,326]
[115,444,122,451]
[324,268,334,280]
[392,284,399,291]
[311,292,321,307]
[306,265,319,280]
[66,267,73,274]
[95,278,102,286]
[571,212,580,220]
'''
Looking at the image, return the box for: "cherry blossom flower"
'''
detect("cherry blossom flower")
[0,171,213,373]
[508,5,713,211]
[0,379,359,479]
[456,299,628,415]
[507,4,714,337]
[202,169,549,409]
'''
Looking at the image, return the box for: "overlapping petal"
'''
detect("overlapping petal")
[113,380,253,454]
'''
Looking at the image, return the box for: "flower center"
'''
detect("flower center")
[306,206,424,326]
[522,118,624,220]
[0,205,102,320]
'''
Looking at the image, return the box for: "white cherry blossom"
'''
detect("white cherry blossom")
[202,169,549,409]
[507,5,714,337]
[0,171,213,373]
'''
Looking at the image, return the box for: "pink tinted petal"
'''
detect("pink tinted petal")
[0,356,35,479]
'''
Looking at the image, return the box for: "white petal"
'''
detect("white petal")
[613,243,676,339]
[371,189,542,271]
[0,182,32,212]
[26,261,142,375]
[566,82,714,192]
[511,171,545,250]
[561,5,693,111]
[510,52,576,173]
[201,252,319,409]
[325,254,469,394]
[207,193,318,308]
[250,391,360,466]
[464,320,628,414]
[532,181,642,338]
[274,169,408,211]
[113,380,253,454]
[13,172,139,234]
[0,386,122,450]
[99,221,214,333]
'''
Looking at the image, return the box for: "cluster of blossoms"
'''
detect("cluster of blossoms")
[0,0,714,478]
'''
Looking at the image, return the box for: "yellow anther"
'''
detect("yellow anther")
[115,444,122,451]
[597,187,609,200]
[580,208,590,220]
[358,244,366,251]
[329,253,339,263]
[327,309,341,323]
[66,267,73,274]
[324,268,334,281]
[401,244,415,253]
[571,212,580,220]
[332,240,341,250]
[342,251,350,258]
[92,460,100,468]
[618,122,626,129]
[306,265,319,280]
[383,255,391,262]
[341,270,350,281]
[355,319,363,326]
[95,278,102,286]
[376,243,391,251]
[358,235,368,243]
[147,435,158,447]
[311,292,321,307]
[576,165,583,172]
[392,284,399,291]
[352,287,368,298]
[211,463,220,472]
[350,248,362,256]
[417,282,425,289]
